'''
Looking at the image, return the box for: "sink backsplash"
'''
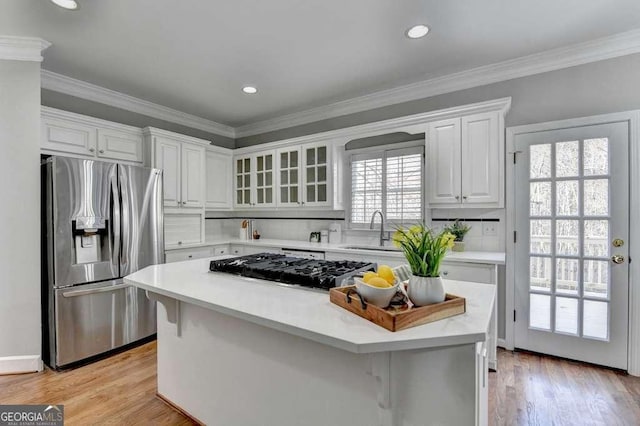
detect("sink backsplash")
[204,208,505,252]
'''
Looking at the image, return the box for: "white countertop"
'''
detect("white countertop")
[166,238,506,265]
[125,258,496,354]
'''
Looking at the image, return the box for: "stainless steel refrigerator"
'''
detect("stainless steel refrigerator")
[42,156,164,369]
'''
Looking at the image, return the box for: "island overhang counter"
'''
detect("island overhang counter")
[125,257,495,426]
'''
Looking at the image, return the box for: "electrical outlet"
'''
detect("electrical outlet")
[482,223,498,236]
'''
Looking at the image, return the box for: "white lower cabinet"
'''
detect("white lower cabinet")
[212,245,230,256]
[440,261,496,284]
[164,213,204,248]
[165,246,212,263]
[230,244,281,256]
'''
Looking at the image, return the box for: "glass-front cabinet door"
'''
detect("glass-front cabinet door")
[254,151,275,207]
[303,144,330,207]
[277,148,301,207]
[234,155,252,207]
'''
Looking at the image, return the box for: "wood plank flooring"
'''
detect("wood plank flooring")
[1,343,640,425]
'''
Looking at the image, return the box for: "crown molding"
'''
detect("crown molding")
[0,36,51,62]
[41,70,236,138]
[234,28,640,138]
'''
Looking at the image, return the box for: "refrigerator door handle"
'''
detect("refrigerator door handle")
[61,283,131,298]
[110,171,121,275]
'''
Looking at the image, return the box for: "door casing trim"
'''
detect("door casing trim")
[506,110,640,375]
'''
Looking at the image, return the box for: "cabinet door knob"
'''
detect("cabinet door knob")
[188,255,193,258]
[462,196,468,201]
[99,149,105,154]
[455,195,460,200]
[178,241,182,245]
[89,148,95,153]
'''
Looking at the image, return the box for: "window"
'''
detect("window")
[350,146,423,225]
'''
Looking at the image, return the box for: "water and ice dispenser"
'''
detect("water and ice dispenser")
[72,216,108,264]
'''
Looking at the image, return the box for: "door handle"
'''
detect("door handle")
[62,283,131,298]
[612,255,625,264]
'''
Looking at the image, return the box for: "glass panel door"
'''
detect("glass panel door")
[514,122,629,369]
[254,152,275,207]
[303,145,328,206]
[278,149,300,206]
[235,156,251,207]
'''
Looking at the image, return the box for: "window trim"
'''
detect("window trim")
[347,140,425,229]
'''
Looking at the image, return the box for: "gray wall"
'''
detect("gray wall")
[237,53,640,147]
[41,89,235,149]
[0,60,42,359]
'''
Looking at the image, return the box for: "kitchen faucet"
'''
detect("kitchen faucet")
[370,210,390,247]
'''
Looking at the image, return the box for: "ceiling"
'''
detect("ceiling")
[4,0,640,128]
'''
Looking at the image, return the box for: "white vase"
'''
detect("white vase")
[452,241,465,252]
[407,275,445,306]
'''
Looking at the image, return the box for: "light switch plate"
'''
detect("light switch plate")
[482,222,498,236]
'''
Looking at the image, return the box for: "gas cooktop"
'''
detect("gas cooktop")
[209,253,376,291]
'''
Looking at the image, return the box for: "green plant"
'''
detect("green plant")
[444,220,471,242]
[392,224,455,277]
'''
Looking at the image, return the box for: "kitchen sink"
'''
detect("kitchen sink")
[341,245,401,252]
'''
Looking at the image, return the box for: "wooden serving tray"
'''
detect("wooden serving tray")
[329,285,466,332]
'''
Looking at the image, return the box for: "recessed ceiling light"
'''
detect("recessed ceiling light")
[50,0,79,10]
[242,86,258,94]
[406,25,429,39]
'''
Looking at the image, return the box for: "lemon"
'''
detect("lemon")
[377,265,396,284]
[366,277,393,288]
[362,271,378,283]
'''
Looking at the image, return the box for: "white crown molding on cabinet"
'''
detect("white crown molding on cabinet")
[234,28,640,138]
[41,70,236,138]
[0,35,51,62]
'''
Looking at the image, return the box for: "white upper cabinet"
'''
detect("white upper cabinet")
[145,128,208,210]
[427,111,503,208]
[276,147,302,207]
[302,143,330,207]
[41,107,143,163]
[205,148,232,210]
[461,112,500,204]
[427,118,462,204]
[233,151,276,208]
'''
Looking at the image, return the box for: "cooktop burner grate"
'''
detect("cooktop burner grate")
[209,253,376,290]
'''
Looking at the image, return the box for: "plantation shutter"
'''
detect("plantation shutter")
[350,146,423,224]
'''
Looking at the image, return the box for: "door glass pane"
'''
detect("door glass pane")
[584,179,609,216]
[556,258,579,295]
[530,144,551,179]
[291,151,298,167]
[555,297,578,335]
[530,256,551,292]
[583,260,609,299]
[281,187,288,203]
[556,220,579,256]
[584,220,609,257]
[317,146,327,164]
[318,184,327,202]
[555,141,579,177]
[530,182,551,216]
[530,294,551,330]
[556,180,579,216]
[584,138,608,176]
[281,153,288,168]
[280,171,288,185]
[307,185,315,202]
[530,220,551,254]
[307,148,315,165]
[583,300,608,340]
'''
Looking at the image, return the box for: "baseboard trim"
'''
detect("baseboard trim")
[156,392,205,425]
[497,338,507,349]
[0,355,43,375]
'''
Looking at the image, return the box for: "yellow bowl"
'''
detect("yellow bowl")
[354,277,399,308]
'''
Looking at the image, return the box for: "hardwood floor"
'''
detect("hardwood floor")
[489,349,640,426]
[0,341,195,425]
[2,343,640,425]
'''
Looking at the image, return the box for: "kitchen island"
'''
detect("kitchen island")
[125,257,496,426]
